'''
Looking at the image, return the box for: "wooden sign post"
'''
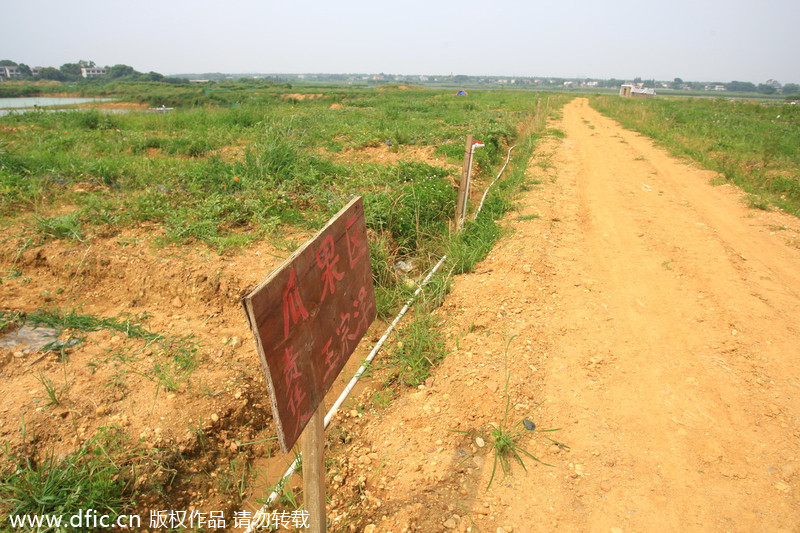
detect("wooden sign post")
[303,406,326,533]
[242,197,377,532]
[456,134,474,230]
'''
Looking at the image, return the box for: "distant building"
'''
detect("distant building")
[620,84,656,98]
[0,65,21,81]
[81,67,106,78]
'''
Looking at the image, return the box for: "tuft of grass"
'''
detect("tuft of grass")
[488,421,540,488]
[371,389,395,409]
[152,335,201,392]
[744,194,770,211]
[33,213,85,242]
[365,168,456,255]
[187,417,209,453]
[215,457,254,502]
[0,310,24,335]
[445,211,503,275]
[486,338,568,488]
[0,429,135,525]
[390,312,446,387]
[23,308,203,391]
[487,338,539,487]
[35,371,67,407]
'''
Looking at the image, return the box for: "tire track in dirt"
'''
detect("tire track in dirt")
[333,98,800,533]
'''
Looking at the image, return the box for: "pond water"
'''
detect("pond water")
[0,96,114,116]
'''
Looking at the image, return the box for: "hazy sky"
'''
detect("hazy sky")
[4,0,799,84]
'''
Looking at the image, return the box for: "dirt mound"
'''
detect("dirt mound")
[280,93,324,101]
[328,144,460,171]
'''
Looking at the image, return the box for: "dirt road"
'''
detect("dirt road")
[332,98,800,532]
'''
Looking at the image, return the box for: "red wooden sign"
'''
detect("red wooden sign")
[242,197,376,453]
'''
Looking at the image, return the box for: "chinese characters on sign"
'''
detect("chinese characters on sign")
[242,197,376,453]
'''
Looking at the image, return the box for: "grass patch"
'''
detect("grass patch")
[389,312,446,387]
[25,309,161,341]
[0,429,137,528]
[33,213,85,242]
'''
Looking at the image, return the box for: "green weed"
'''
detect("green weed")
[371,389,395,409]
[486,338,568,488]
[446,215,503,275]
[216,457,254,502]
[35,371,67,407]
[365,169,456,254]
[0,310,23,334]
[187,417,209,453]
[21,308,202,391]
[152,335,201,392]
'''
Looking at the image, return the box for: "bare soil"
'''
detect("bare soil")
[327,144,460,171]
[325,98,800,532]
[0,227,307,516]
[280,94,325,101]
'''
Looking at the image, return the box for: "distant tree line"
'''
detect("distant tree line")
[724,80,799,95]
[4,59,798,96]
[0,59,188,84]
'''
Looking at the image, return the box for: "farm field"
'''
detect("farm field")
[0,83,565,530]
[2,84,800,532]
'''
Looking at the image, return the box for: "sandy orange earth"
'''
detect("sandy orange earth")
[326,98,800,533]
